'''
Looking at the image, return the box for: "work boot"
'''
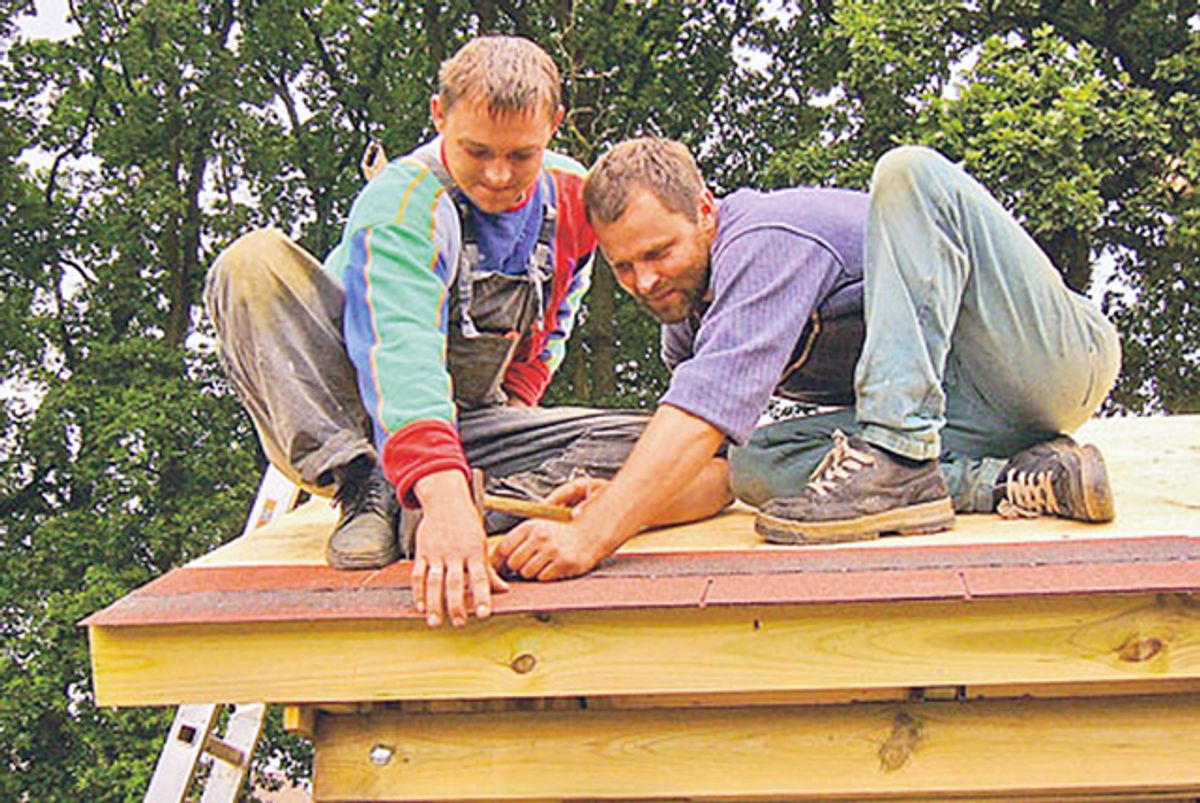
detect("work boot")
[755,430,955,544]
[327,459,399,569]
[995,436,1115,523]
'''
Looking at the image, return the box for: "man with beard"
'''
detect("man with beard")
[491,137,1121,581]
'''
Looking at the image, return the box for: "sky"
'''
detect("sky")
[14,0,78,41]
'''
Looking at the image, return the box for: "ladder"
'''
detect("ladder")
[143,466,301,803]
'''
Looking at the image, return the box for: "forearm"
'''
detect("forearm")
[574,403,726,553]
[645,456,732,527]
[413,468,475,512]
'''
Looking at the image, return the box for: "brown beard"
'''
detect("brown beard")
[635,262,710,324]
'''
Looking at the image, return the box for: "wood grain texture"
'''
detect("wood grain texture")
[89,593,1200,706]
[312,693,1200,801]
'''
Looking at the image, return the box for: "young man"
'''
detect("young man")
[492,138,1120,581]
[207,40,714,628]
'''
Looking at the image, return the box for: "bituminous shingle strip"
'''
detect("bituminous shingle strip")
[83,576,713,626]
[701,568,966,607]
[83,562,1200,628]
[961,561,1200,597]
[81,536,1200,628]
[108,535,1200,601]
[595,536,1200,578]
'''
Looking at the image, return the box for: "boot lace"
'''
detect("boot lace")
[997,469,1059,519]
[807,430,875,497]
[334,467,388,519]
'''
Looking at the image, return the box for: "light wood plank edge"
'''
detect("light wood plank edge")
[313,693,1200,801]
[89,593,1200,706]
[282,705,316,740]
[296,678,1200,717]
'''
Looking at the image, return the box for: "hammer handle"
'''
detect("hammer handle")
[482,494,573,522]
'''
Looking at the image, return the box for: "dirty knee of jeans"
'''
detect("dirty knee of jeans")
[489,472,554,502]
[728,458,776,507]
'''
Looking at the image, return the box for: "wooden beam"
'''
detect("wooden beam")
[313,693,1200,801]
[282,705,315,740]
[90,593,1200,706]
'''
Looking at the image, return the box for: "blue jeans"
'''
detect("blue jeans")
[731,147,1121,513]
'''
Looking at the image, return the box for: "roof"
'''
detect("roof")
[84,414,1200,627]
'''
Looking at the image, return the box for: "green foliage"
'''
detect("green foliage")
[918,27,1166,292]
[1,1,1197,799]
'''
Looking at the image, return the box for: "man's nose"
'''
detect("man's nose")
[635,265,661,295]
[485,160,512,187]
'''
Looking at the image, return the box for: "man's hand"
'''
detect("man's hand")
[491,519,608,582]
[545,476,610,515]
[490,405,731,585]
[411,471,508,627]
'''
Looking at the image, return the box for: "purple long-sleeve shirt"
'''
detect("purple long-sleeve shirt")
[661,187,870,444]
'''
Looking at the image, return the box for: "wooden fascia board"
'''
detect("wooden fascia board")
[312,693,1200,801]
[90,592,1200,706]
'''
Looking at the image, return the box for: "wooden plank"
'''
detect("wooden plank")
[295,678,1200,718]
[282,705,316,740]
[90,593,1200,706]
[312,693,1200,801]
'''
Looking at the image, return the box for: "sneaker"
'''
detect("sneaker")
[995,436,1114,523]
[326,461,400,569]
[755,430,955,544]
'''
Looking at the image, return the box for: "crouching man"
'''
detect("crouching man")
[493,138,1120,580]
[207,40,729,627]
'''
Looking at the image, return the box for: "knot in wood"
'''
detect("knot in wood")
[878,711,923,772]
[510,652,537,674]
[1117,635,1163,663]
[369,744,395,766]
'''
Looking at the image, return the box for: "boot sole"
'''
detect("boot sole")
[756,498,956,545]
[1076,443,1115,523]
[326,545,399,570]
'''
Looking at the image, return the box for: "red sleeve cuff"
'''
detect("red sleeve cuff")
[503,359,551,406]
[381,420,471,508]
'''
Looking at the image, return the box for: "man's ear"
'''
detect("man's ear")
[551,105,565,134]
[698,188,717,234]
[430,95,446,133]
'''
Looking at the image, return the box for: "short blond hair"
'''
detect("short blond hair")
[438,36,561,120]
[584,138,706,224]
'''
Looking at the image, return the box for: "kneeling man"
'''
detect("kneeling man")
[493,138,1120,580]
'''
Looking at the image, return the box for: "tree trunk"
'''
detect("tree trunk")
[588,261,617,401]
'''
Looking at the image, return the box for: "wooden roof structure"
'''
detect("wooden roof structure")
[84,415,1200,801]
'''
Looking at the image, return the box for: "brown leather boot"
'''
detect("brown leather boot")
[326,460,399,569]
[995,436,1114,523]
[755,430,954,544]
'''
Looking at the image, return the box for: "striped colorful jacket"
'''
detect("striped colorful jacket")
[323,138,596,504]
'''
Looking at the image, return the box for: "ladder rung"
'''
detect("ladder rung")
[202,734,246,768]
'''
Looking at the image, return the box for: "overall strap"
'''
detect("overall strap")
[528,172,557,333]
[402,146,484,336]
[402,146,558,338]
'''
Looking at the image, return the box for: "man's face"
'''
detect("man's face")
[592,186,716,325]
[431,94,563,214]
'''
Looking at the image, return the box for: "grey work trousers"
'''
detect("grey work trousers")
[204,228,648,522]
[731,147,1122,513]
